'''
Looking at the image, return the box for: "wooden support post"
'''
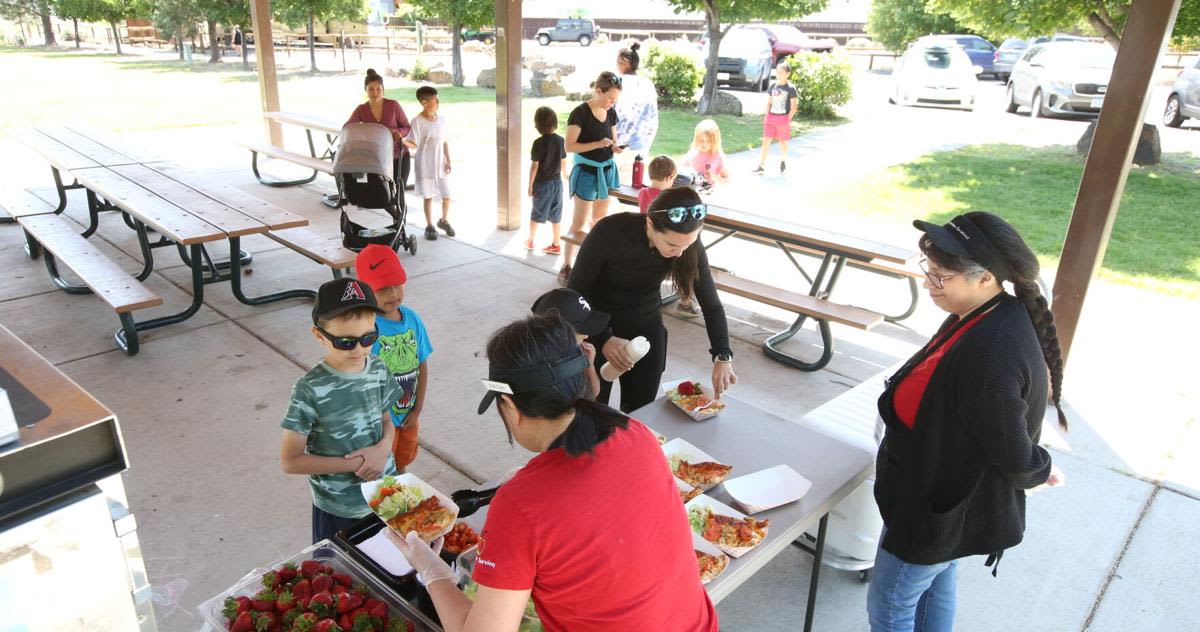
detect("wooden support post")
[495,0,522,230]
[250,0,283,146]
[1052,0,1182,367]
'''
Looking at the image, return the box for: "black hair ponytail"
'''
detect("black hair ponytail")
[364,68,383,89]
[965,212,1068,430]
[486,314,628,456]
[619,42,641,73]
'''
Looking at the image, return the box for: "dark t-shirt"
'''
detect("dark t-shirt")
[768,83,799,115]
[530,133,566,183]
[567,102,618,173]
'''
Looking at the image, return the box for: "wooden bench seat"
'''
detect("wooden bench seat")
[0,188,55,219]
[17,214,162,355]
[710,270,882,331]
[238,141,333,188]
[266,227,357,274]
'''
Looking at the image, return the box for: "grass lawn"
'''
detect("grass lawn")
[811,144,1200,298]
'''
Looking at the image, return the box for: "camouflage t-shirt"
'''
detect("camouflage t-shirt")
[282,356,402,519]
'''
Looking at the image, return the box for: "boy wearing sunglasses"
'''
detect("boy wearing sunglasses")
[280,277,404,544]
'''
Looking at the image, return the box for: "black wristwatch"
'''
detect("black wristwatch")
[714,353,733,363]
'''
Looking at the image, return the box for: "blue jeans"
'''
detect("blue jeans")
[867,535,958,632]
[312,505,364,545]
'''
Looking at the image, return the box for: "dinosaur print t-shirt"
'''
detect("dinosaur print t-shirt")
[281,355,401,518]
[373,305,434,428]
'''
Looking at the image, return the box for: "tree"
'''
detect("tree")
[196,0,249,63]
[406,0,492,86]
[867,0,967,52]
[151,0,200,59]
[927,0,1200,50]
[54,0,94,47]
[664,0,830,115]
[58,0,146,54]
[1,0,57,45]
[274,0,365,73]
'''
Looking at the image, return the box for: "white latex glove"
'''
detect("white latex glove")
[384,530,455,586]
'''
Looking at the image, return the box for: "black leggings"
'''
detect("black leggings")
[393,152,411,211]
[595,314,669,413]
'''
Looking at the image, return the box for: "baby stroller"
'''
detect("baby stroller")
[334,122,418,255]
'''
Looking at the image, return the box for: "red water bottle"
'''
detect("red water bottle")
[632,154,645,188]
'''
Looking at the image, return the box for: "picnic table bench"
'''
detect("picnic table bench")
[8,127,357,354]
[240,111,341,187]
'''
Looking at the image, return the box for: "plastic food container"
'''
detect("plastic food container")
[456,547,544,632]
[196,539,440,631]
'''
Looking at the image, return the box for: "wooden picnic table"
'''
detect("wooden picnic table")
[610,184,921,370]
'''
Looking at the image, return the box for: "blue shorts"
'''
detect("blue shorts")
[312,504,363,544]
[569,164,619,201]
[531,178,563,223]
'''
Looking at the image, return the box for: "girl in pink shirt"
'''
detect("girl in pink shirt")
[682,119,729,185]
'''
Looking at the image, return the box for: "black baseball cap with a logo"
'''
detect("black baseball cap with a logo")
[531,288,610,337]
[312,277,385,325]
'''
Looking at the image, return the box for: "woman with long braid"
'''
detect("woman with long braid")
[867,212,1066,632]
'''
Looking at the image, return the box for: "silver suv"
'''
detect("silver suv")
[536,19,598,47]
[1164,57,1200,128]
[1005,42,1115,118]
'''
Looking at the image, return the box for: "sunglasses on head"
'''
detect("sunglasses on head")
[654,204,707,223]
[316,326,379,351]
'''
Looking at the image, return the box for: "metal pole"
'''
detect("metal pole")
[1051,0,1182,368]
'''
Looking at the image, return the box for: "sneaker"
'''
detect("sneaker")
[676,301,702,318]
[557,265,571,287]
[543,243,562,255]
[424,225,437,240]
[523,240,535,252]
[437,218,456,237]
[780,161,787,174]
[752,166,765,175]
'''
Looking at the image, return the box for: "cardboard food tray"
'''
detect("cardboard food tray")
[692,532,730,585]
[662,437,731,491]
[685,494,768,558]
[361,473,460,542]
[196,539,439,631]
[724,465,813,515]
[662,379,725,421]
[676,477,701,504]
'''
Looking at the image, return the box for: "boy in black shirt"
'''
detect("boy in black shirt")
[527,106,567,254]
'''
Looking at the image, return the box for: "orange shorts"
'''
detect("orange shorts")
[392,418,420,471]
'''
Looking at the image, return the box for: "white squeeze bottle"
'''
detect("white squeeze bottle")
[600,336,651,382]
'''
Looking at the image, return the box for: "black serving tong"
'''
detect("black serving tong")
[451,486,500,518]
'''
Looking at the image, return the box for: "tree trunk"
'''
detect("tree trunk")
[111,21,123,54]
[1086,12,1122,50]
[307,15,317,73]
[242,26,249,70]
[177,28,185,60]
[207,20,221,63]
[40,4,55,46]
[74,18,80,48]
[451,19,463,86]
[697,5,722,115]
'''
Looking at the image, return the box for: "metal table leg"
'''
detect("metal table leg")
[115,243,207,354]
[759,255,847,371]
[804,515,829,632]
[250,150,318,187]
[227,236,317,306]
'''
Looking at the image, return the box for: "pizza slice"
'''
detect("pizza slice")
[702,511,769,549]
[695,550,729,583]
[674,459,733,488]
[387,496,455,541]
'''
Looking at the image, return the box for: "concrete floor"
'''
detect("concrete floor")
[1,120,1196,632]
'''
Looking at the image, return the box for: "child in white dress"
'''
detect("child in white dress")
[404,86,453,240]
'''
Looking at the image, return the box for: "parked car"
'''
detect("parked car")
[733,24,835,63]
[1006,42,1116,118]
[1164,56,1200,127]
[535,18,598,46]
[890,42,980,110]
[916,34,996,77]
[699,27,774,91]
[461,28,495,45]
[993,34,1088,82]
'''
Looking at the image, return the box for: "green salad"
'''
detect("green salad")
[688,505,710,533]
[370,475,426,521]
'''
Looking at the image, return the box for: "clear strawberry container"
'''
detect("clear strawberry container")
[197,539,439,631]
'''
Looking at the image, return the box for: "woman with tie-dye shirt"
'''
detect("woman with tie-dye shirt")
[614,43,659,181]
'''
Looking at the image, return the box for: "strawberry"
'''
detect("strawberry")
[323,565,335,576]
[262,571,282,590]
[336,593,363,614]
[368,602,387,620]
[349,608,369,623]
[312,574,334,594]
[677,381,695,396]
[276,591,296,613]
[292,579,312,604]
[331,573,353,588]
[223,596,252,621]
[314,619,342,632]
[230,612,255,632]
[330,584,348,596]
[353,584,369,597]
[292,612,317,632]
[254,611,278,632]
[300,560,323,579]
[350,615,378,632]
[308,592,335,618]
[362,599,382,612]
[338,614,353,630]
[279,562,299,584]
[385,619,414,632]
[282,607,302,628]
[252,589,277,613]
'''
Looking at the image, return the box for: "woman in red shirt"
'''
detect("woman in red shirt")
[345,68,412,193]
[387,313,718,632]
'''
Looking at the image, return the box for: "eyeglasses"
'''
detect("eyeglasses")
[654,204,707,223]
[919,258,962,289]
[316,326,379,351]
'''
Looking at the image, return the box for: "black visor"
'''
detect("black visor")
[477,351,591,414]
[913,215,1009,282]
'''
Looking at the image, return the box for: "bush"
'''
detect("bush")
[644,45,703,108]
[411,58,429,81]
[784,52,853,119]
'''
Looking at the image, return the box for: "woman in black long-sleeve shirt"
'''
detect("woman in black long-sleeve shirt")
[568,186,737,412]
